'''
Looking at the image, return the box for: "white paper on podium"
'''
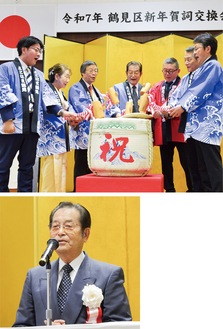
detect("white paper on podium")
[1,322,140,329]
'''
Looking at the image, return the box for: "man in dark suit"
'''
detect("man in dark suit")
[12,202,132,326]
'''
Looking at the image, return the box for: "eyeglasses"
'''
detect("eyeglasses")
[50,223,80,233]
[85,69,98,74]
[162,69,178,74]
[29,47,43,54]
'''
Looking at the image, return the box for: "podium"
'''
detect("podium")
[76,173,164,192]
[8,322,140,329]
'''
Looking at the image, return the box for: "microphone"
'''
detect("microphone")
[39,239,59,266]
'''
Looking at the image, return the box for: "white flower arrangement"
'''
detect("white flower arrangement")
[82,284,104,323]
[82,284,104,309]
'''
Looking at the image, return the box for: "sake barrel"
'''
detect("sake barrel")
[88,117,153,176]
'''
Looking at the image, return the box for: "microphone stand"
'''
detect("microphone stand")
[46,259,52,326]
[39,239,59,325]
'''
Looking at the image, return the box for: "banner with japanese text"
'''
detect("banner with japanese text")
[0,1,222,59]
[57,1,223,32]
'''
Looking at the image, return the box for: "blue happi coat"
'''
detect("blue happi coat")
[37,82,76,157]
[113,82,142,113]
[0,60,60,135]
[68,80,112,150]
[170,57,223,146]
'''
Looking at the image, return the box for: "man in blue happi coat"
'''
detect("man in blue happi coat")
[169,33,223,192]
[0,36,73,192]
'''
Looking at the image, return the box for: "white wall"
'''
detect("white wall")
[0,0,180,3]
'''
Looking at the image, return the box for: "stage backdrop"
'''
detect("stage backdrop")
[38,33,223,192]
[0,196,140,327]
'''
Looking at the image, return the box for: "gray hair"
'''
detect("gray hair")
[185,46,194,53]
[80,60,97,74]
[163,57,179,69]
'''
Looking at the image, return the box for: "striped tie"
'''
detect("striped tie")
[26,67,34,112]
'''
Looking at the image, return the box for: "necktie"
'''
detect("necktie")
[89,85,94,99]
[132,86,139,112]
[26,67,34,112]
[188,72,194,87]
[164,81,172,100]
[57,264,73,313]
[164,81,173,106]
[179,74,193,133]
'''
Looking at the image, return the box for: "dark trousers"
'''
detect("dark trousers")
[73,149,92,192]
[189,138,222,192]
[160,142,192,192]
[186,137,204,192]
[0,133,39,192]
